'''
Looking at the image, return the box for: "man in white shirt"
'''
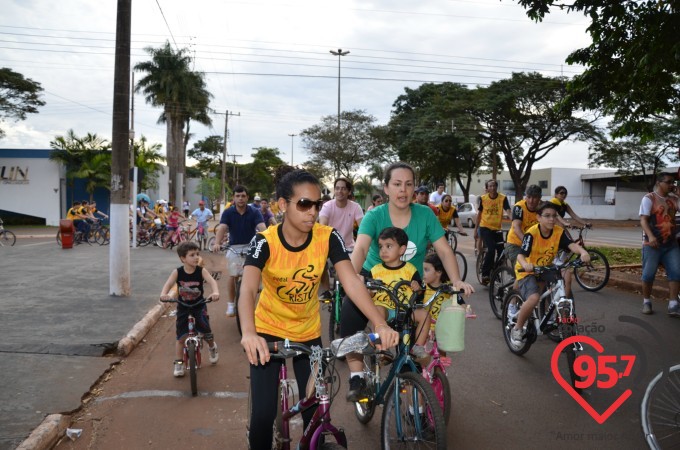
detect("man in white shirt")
[429,182,447,205]
[319,177,364,251]
[190,200,214,250]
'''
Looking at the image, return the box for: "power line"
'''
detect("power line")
[154,0,178,49]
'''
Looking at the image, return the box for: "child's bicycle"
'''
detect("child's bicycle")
[246,340,348,450]
[0,219,16,246]
[420,284,475,425]
[501,259,586,391]
[334,278,448,449]
[159,297,213,396]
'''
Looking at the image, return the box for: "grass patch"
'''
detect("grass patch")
[592,247,641,266]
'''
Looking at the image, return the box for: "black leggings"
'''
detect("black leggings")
[248,334,323,450]
[479,227,503,277]
[340,269,372,338]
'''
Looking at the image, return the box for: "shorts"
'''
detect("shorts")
[176,304,212,339]
[227,244,248,277]
[518,275,541,300]
[505,244,522,269]
[642,244,680,282]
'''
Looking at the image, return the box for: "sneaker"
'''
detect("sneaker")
[209,344,219,364]
[173,360,185,377]
[481,275,490,286]
[319,290,332,302]
[510,327,524,345]
[642,302,653,315]
[411,344,429,359]
[226,302,236,317]
[346,375,368,402]
[668,303,680,317]
[507,303,519,321]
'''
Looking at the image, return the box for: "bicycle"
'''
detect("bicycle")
[320,278,344,343]
[159,297,213,396]
[0,219,16,246]
[641,364,680,449]
[224,244,249,336]
[419,284,474,425]
[56,226,90,246]
[335,278,447,449]
[501,260,586,391]
[87,218,110,245]
[476,229,507,285]
[246,340,348,450]
[562,224,611,291]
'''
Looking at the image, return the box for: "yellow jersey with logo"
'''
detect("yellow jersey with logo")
[436,205,456,230]
[515,224,572,280]
[507,199,539,246]
[423,283,453,330]
[247,223,349,341]
[549,197,569,218]
[66,207,79,220]
[369,262,421,310]
[478,193,507,230]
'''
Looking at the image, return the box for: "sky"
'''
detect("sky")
[0,0,599,170]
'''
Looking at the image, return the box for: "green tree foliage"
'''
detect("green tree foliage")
[589,117,680,191]
[188,135,223,176]
[470,72,601,197]
[238,147,285,198]
[513,0,679,138]
[132,136,166,192]
[353,175,376,209]
[195,177,223,211]
[301,109,389,179]
[0,67,45,140]
[388,82,485,202]
[134,42,212,203]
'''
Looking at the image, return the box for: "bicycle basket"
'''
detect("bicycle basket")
[435,299,466,352]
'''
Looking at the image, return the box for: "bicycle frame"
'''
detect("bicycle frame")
[184,313,203,368]
[271,342,347,450]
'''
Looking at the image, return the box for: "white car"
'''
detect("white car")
[457,202,478,228]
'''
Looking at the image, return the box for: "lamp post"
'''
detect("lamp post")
[288,133,296,165]
[329,48,349,152]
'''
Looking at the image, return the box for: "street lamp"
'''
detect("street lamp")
[288,133,297,165]
[329,48,349,149]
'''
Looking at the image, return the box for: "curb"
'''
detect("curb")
[17,302,170,450]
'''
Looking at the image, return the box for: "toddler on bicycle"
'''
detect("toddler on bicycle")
[369,227,430,359]
[160,241,220,377]
[509,202,590,345]
[422,253,454,330]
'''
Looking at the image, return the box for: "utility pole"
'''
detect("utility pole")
[231,154,243,185]
[329,48,349,154]
[214,110,240,208]
[288,133,297,165]
[110,0,131,296]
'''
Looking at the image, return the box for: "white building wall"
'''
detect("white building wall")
[0,156,62,225]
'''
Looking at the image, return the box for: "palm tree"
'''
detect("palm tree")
[72,152,111,201]
[353,175,375,209]
[133,136,166,192]
[134,41,213,204]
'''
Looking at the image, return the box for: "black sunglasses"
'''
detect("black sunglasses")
[290,198,324,212]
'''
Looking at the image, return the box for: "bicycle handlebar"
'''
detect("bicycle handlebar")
[517,258,587,274]
[364,278,464,312]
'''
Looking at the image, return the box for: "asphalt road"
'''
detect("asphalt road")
[3,226,675,450]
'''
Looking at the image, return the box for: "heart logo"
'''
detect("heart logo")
[551,335,632,424]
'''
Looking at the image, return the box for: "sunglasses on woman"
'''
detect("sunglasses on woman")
[290,198,324,212]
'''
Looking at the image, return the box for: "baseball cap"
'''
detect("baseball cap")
[253,195,261,201]
[415,186,430,194]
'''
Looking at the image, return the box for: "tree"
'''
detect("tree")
[353,175,376,209]
[470,72,602,198]
[187,135,224,176]
[72,152,111,201]
[134,42,212,204]
[0,67,45,140]
[513,0,679,138]
[132,136,166,192]
[238,147,285,197]
[589,117,680,191]
[388,82,487,202]
[301,109,388,179]
[195,177,223,211]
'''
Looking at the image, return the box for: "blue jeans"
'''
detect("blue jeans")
[642,243,680,282]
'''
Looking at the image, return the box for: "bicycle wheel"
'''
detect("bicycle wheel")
[207,236,215,249]
[447,232,457,252]
[454,250,467,282]
[641,364,680,449]
[431,367,451,426]
[573,248,610,292]
[476,248,487,284]
[489,266,514,320]
[187,340,198,396]
[87,228,99,244]
[502,291,534,356]
[381,371,446,449]
[0,230,16,246]
[354,353,377,424]
[56,230,61,246]
[235,277,243,336]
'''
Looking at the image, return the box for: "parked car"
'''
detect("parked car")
[457,202,478,228]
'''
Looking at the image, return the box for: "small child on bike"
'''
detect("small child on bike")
[160,241,220,377]
[422,253,453,330]
[509,202,590,345]
[369,227,430,359]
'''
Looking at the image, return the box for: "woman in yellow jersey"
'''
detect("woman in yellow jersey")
[436,194,467,237]
[239,168,399,450]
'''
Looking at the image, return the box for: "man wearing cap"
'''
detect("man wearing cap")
[415,185,439,215]
[191,200,214,250]
[251,195,262,209]
[213,185,266,317]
